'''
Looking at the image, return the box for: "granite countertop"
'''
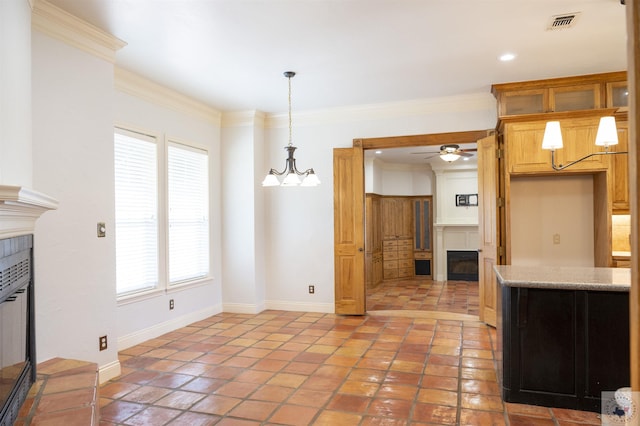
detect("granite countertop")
[494,265,631,292]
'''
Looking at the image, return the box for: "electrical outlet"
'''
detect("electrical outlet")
[308,285,315,294]
[169,299,174,310]
[553,233,561,245]
[99,335,108,351]
[97,222,106,238]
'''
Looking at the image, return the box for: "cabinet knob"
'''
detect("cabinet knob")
[358,248,364,252]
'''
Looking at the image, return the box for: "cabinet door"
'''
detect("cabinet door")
[611,121,629,213]
[506,117,608,174]
[500,88,547,116]
[381,198,398,240]
[549,84,600,112]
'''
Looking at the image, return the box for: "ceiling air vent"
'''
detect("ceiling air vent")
[547,12,580,30]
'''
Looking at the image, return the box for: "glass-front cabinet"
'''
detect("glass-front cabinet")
[413,197,433,278]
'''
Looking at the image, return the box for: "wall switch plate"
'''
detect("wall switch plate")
[99,335,108,351]
[308,285,315,294]
[97,222,106,238]
[169,299,174,310]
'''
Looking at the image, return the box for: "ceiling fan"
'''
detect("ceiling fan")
[411,144,477,162]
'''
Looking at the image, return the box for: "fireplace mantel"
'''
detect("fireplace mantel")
[0,185,59,239]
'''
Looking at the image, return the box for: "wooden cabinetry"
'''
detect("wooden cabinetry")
[503,116,609,174]
[383,238,413,279]
[611,121,629,213]
[365,194,383,288]
[492,71,626,118]
[413,197,433,277]
[381,197,412,240]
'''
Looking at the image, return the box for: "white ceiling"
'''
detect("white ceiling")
[48,0,627,115]
[46,0,628,166]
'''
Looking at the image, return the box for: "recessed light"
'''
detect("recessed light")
[499,53,516,62]
[375,150,382,154]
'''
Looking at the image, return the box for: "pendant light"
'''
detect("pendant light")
[262,71,320,187]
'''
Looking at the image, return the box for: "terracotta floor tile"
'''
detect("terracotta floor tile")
[416,388,458,406]
[411,402,458,425]
[460,408,508,425]
[509,413,557,425]
[366,398,412,418]
[90,285,602,426]
[460,392,504,412]
[35,388,97,414]
[121,405,181,426]
[312,410,362,426]
[227,399,278,421]
[249,384,294,402]
[287,389,334,408]
[190,395,242,415]
[30,406,96,426]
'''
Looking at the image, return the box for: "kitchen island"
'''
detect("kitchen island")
[494,265,631,413]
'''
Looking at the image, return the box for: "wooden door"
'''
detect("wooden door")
[478,135,498,327]
[333,147,366,315]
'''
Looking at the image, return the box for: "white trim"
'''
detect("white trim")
[32,0,126,63]
[98,360,121,384]
[265,92,497,128]
[117,305,222,350]
[0,185,58,239]
[115,67,222,125]
[222,302,266,315]
[221,111,266,128]
[265,300,335,314]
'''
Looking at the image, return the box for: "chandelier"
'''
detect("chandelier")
[262,71,320,187]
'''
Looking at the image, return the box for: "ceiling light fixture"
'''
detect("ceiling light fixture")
[499,53,516,62]
[541,116,626,170]
[262,71,320,187]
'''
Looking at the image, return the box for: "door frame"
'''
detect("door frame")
[339,129,492,313]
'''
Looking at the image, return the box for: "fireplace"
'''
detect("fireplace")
[0,235,35,426]
[447,250,479,281]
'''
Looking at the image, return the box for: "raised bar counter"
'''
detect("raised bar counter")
[494,265,630,413]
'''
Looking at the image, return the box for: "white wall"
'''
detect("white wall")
[0,0,32,187]
[32,30,120,375]
[262,99,495,307]
[433,168,479,225]
[510,175,594,266]
[113,77,223,349]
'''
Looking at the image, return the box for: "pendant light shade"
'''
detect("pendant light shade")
[595,116,619,147]
[262,71,320,187]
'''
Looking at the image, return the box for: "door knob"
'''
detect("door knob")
[358,248,364,252]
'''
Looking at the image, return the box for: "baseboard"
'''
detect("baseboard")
[117,304,222,350]
[265,300,334,313]
[98,359,121,384]
[222,302,266,314]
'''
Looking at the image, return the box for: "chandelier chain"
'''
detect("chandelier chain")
[288,74,293,147]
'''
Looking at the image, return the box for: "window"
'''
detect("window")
[168,143,209,284]
[114,128,210,298]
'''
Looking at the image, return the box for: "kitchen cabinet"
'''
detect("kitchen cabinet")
[492,71,625,118]
[503,116,609,175]
[382,238,413,279]
[495,266,630,413]
[611,121,629,213]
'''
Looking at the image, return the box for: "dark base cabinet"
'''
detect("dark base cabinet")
[498,286,630,413]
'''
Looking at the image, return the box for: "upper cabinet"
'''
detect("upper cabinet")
[492,71,627,118]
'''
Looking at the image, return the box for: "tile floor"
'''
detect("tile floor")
[366,278,479,315]
[98,279,603,425]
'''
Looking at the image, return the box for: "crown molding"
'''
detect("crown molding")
[32,0,126,63]
[115,67,222,126]
[221,111,266,128]
[265,92,496,128]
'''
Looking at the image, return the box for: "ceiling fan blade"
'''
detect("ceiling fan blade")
[423,153,440,160]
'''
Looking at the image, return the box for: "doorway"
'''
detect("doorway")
[353,130,490,317]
